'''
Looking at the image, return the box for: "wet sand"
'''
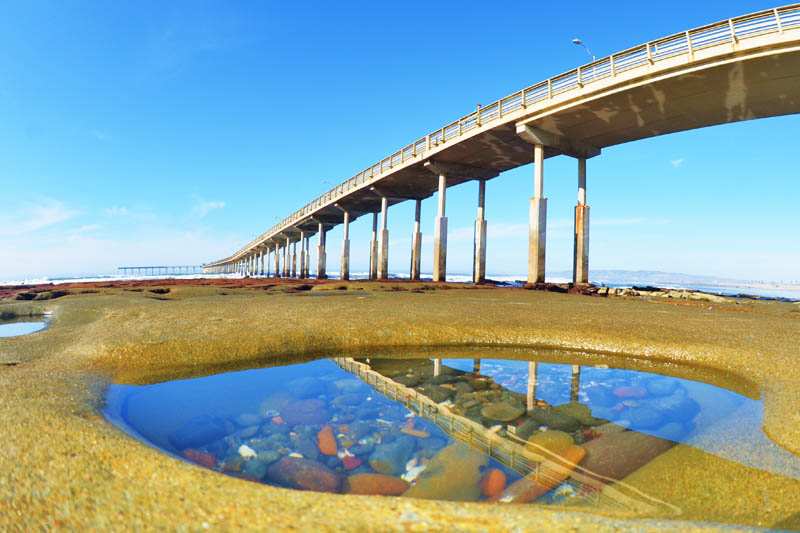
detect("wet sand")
[1,279,798,530]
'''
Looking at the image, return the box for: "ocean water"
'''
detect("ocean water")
[2,271,797,301]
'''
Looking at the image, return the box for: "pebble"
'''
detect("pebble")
[182,449,216,469]
[404,442,487,501]
[238,444,257,459]
[317,425,338,456]
[480,468,507,499]
[266,457,342,493]
[498,445,586,503]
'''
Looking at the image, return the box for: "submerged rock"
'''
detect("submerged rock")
[481,402,525,422]
[287,377,325,399]
[169,415,229,451]
[242,458,269,480]
[182,448,216,469]
[266,457,342,493]
[553,402,604,426]
[317,425,338,456]
[579,430,674,482]
[369,437,415,475]
[645,378,679,397]
[403,442,487,501]
[281,399,330,426]
[259,392,294,419]
[498,445,586,503]
[344,473,409,496]
[526,430,574,456]
[527,407,581,432]
[479,468,506,499]
[624,406,665,429]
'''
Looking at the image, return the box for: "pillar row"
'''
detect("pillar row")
[410,199,422,281]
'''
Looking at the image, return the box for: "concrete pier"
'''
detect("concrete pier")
[283,237,291,278]
[298,232,306,279]
[433,173,448,282]
[291,242,297,278]
[528,143,547,284]
[473,180,487,284]
[274,243,280,278]
[378,196,389,280]
[410,199,422,281]
[266,249,271,277]
[317,222,327,279]
[573,158,590,285]
[304,236,310,278]
[369,212,378,281]
[339,207,350,281]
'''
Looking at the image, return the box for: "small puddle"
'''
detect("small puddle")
[0,319,47,337]
[103,353,800,521]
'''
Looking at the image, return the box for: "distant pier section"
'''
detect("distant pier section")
[117,265,203,276]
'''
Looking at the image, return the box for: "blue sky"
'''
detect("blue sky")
[1,1,798,282]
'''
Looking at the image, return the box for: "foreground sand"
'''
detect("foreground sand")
[1,279,799,531]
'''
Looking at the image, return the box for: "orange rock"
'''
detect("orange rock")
[182,448,216,469]
[344,473,410,496]
[479,468,506,499]
[495,445,586,503]
[317,425,338,456]
[271,416,285,425]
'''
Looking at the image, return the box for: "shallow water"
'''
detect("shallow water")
[0,321,46,337]
[103,354,800,513]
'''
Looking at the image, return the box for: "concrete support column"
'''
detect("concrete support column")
[284,237,291,277]
[317,222,327,279]
[341,211,350,281]
[291,242,297,278]
[528,143,547,284]
[573,158,590,285]
[304,236,311,278]
[266,250,271,277]
[369,213,378,280]
[378,197,389,280]
[410,199,422,281]
[274,244,281,278]
[527,362,538,411]
[298,232,306,279]
[433,174,448,282]
[473,180,487,284]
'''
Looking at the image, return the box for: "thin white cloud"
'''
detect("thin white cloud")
[0,199,79,236]
[103,206,129,217]
[191,197,226,218]
[670,158,685,168]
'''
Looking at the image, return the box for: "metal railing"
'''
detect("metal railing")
[211,4,800,266]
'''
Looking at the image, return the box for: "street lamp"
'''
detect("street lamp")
[572,37,596,61]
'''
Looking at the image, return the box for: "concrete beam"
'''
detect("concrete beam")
[422,160,498,181]
[516,123,601,160]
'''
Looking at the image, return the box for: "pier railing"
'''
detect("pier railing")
[334,356,681,515]
[213,4,800,265]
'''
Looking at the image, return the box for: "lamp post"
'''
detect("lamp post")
[572,38,595,61]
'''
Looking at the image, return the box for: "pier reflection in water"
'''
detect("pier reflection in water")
[104,353,799,515]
